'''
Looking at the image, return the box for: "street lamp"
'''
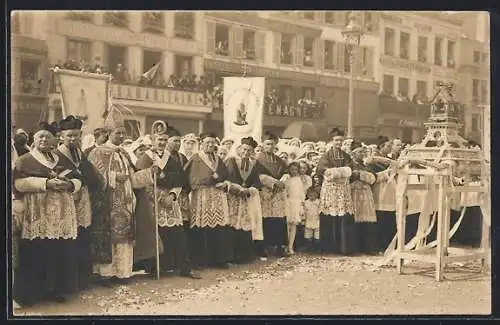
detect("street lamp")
[341,11,364,138]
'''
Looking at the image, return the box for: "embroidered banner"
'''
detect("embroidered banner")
[223,77,265,144]
[54,68,111,134]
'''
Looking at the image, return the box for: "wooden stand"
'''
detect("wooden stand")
[395,164,490,281]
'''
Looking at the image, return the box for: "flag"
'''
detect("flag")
[223,77,266,145]
[54,68,110,135]
[142,61,161,81]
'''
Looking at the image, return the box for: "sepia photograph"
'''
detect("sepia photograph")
[9,10,491,317]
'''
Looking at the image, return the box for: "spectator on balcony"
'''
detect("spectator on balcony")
[379,89,393,98]
[216,41,229,55]
[189,74,198,90]
[396,91,409,102]
[166,75,177,88]
[304,50,314,67]
[122,67,131,83]
[93,57,103,74]
[114,63,125,82]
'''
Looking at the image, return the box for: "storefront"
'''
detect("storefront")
[11,35,49,131]
[378,117,427,144]
[48,82,212,138]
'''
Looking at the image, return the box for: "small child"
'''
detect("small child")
[284,162,307,255]
[304,187,321,253]
[295,160,313,252]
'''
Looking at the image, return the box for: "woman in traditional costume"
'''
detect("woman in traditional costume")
[225,137,263,264]
[180,133,199,160]
[316,128,356,255]
[13,124,82,306]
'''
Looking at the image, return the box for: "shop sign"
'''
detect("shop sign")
[265,101,325,119]
[111,84,212,108]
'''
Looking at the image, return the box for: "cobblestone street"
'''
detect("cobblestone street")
[14,254,491,316]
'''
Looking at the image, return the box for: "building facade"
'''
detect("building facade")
[202,11,381,141]
[455,11,490,144]
[34,11,211,136]
[376,12,465,143]
[11,12,51,132]
[375,11,489,144]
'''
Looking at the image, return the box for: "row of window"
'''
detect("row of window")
[382,75,434,99]
[473,50,489,64]
[384,28,456,67]
[213,23,373,75]
[290,11,375,32]
[472,79,489,103]
[67,12,196,39]
[67,39,195,78]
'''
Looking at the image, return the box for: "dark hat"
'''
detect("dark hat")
[37,121,59,136]
[59,115,83,131]
[49,122,61,135]
[329,127,345,137]
[351,140,363,151]
[377,135,390,148]
[241,136,258,149]
[262,131,279,143]
[199,132,218,141]
[166,126,181,138]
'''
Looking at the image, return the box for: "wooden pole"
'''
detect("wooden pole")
[153,171,160,280]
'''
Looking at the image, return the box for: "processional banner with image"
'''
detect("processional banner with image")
[54,69,111,135]
[223,77,265,144]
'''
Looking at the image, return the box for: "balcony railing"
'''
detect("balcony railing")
[110,82,212,108]
[15,80,43,96]
[379,95,430,119]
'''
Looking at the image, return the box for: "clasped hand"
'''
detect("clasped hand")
[46,178,73,191]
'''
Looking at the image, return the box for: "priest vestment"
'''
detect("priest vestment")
[134,149,193,275]
[13,149,81,306]
[225,155,263,263]
[56,143,102,289]
[87,141,153,279]
[316,147,356,255]
[256,152,288,255]
[184,151,233,268]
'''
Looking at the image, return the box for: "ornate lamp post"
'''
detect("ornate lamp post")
[342,12,364,138]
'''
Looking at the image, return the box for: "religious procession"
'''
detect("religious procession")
[9,9,491,313]
[11,102,489,310]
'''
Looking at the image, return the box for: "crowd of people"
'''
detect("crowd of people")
[11,111,484,309]
[53,59,215,94]
[379,89,430,105]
